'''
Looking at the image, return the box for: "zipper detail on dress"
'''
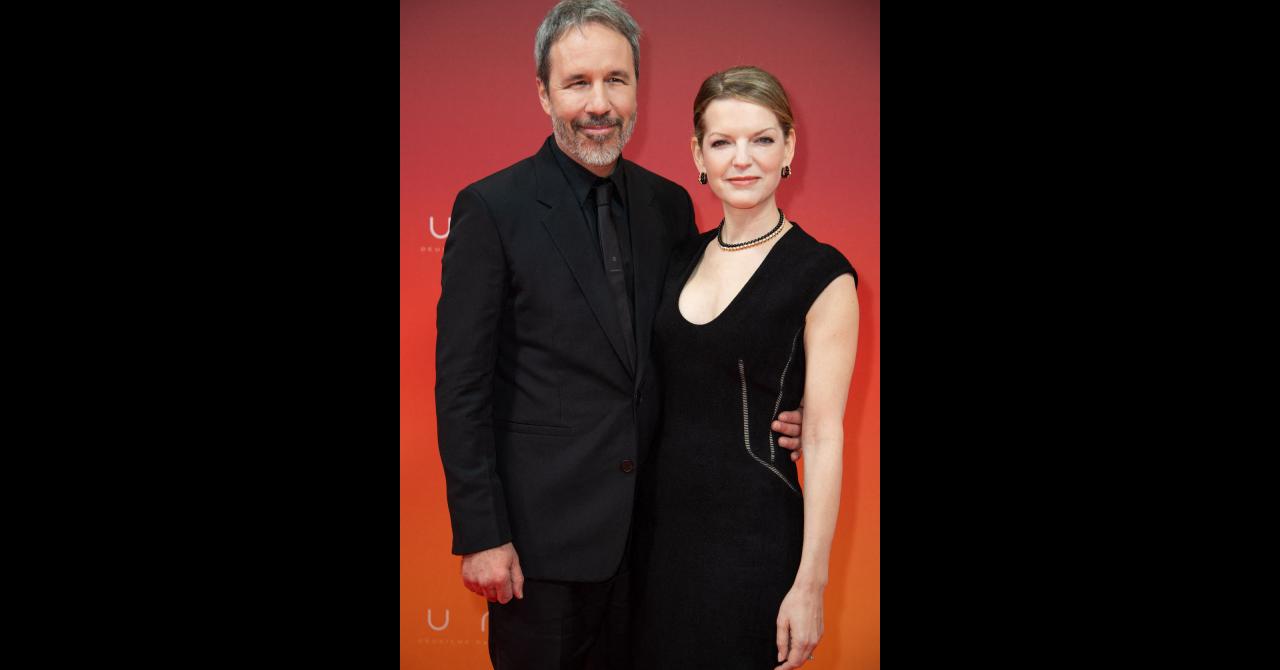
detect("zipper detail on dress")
[767,327,803,463]
[739,359,801,496]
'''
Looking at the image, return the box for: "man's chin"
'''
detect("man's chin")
[576,149,622,167]
[568,137,621,164]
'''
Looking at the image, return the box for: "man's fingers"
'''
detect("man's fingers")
[511,558,525,600]
[772,419,802,438]
[777,435,801,450]
[496,578,513,604]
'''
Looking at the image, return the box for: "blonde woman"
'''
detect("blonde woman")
[633,66,859,670]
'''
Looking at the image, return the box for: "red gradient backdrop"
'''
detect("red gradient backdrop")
[401,1,879,667]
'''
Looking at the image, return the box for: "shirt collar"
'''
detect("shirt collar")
[547,135,627,207]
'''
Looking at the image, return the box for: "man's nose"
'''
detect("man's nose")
[585,82,611,116]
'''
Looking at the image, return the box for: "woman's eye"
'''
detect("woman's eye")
[757,137,775,144]
[711,140,728,148]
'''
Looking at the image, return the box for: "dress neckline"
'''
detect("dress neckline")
[676,222,800,327]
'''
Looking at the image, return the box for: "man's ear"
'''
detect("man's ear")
[536,77,551,115]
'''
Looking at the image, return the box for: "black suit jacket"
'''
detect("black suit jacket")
[436,136,698,581]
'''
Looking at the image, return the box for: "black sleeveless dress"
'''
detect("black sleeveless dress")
[633,223,856,669]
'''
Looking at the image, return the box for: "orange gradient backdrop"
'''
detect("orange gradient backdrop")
[401,0,879,667]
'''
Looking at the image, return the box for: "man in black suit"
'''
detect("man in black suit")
[434,1,802,667]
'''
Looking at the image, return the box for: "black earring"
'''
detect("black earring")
[781,166,791,179]
[699,172,708,185]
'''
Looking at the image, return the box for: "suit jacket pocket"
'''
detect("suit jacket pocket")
[497,420,574,437]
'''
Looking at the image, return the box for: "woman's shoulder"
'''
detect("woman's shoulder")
[786,223,858,288]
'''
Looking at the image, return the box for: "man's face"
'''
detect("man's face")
[537,22,637,174]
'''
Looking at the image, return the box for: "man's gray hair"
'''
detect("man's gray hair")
[535,0,642,86]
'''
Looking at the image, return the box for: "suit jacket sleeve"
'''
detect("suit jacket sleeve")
[676,188,698,247]
[435,186,512,555]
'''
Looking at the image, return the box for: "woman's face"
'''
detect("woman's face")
[693,98,796,212]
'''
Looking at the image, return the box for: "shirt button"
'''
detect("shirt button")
[620,459,635,473]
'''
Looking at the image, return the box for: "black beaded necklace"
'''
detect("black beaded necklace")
[716,208,785,251]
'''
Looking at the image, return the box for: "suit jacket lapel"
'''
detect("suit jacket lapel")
[535,143,636,377]
[625,160,664,393]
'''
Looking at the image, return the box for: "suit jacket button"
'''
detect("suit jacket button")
[620,459,635,473]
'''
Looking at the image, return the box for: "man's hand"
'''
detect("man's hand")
[773,405,804,461]
[461,542,524,604]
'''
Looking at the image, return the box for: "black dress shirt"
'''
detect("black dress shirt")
[549,139,636,307]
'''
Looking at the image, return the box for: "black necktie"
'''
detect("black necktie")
[595,180,635,370]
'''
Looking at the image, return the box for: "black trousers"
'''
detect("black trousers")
[487,551,631,670]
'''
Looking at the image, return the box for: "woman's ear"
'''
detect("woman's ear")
[690,135,704,172]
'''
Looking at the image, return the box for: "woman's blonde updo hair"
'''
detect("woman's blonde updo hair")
[693,66,795,144]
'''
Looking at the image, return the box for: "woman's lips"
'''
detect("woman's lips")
[726,177,760,185]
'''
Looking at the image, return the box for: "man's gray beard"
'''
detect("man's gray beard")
[552,112,637,167]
